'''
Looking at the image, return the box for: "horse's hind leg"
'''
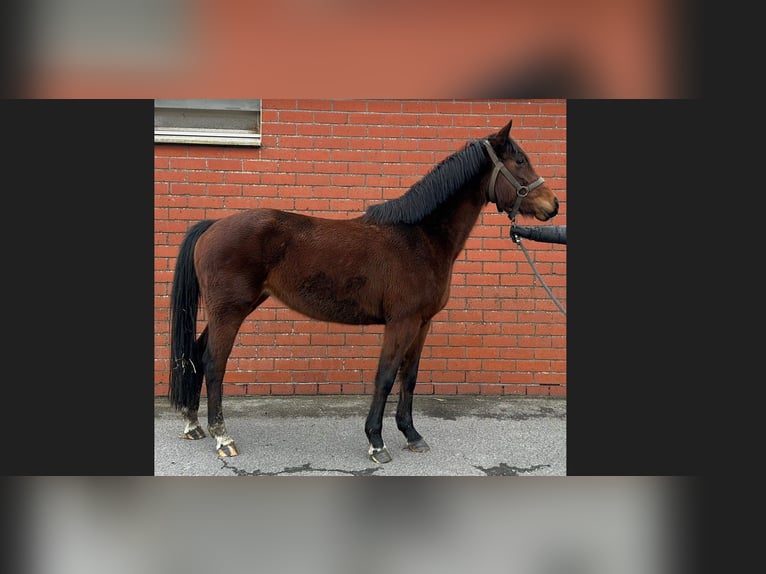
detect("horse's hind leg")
[180,329,208,440]
[396,320,431,453]
[204,305,255,457]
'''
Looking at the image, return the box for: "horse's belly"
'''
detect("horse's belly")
[267,272,384,325]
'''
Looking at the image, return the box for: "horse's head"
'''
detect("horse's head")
[483,119,559,221]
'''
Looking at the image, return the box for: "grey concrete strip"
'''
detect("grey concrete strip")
[154,395,566,476]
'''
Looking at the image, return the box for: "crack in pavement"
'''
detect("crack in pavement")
[474,462,550,476]
[416,402,566,421]
[220,459,382,476]
[477,406,566,421]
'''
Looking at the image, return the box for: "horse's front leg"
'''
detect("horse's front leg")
[396,320,431,453]
[365,319,421,463]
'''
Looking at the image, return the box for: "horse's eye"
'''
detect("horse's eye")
[516,155,527,165]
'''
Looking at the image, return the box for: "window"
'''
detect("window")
[154,99,261,146]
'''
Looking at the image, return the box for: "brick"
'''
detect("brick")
[295,383,319,395]
[223,383,248,395]
[402,102,438,113]
[548,386,567,397]
[502,385,529,396]
[332,101,368,112]
[436,102,472,114]
[206,184,243,196]
[279,110,315,123]
[247,383,271,395]
[461,370,500,384]
[366,101,403,113]
[207,159,243,171]
[314,112,349,124]
[298,123,332,137]
[256,372,291,383]
[368,126,402,138]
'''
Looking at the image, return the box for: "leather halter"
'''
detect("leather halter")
[481,139,545,220]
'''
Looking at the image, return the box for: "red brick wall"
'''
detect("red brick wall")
[154,99,566,398]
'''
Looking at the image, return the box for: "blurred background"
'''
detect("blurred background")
[2,0,701,98]
[3,476,697,574]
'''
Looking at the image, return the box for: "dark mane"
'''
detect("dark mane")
[363,140,487,225]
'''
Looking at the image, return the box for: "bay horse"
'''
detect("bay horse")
[168,118,560,463]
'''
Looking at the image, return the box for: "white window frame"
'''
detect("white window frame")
[154,99,262,146]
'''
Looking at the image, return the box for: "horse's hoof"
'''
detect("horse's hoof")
[405,438,430,453]
[181,427,206,440]
[369,445,392,464]
[217,443,239,457]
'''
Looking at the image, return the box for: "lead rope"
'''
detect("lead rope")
[510,222,567,317]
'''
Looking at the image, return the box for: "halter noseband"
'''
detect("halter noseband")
[481,139,545,220]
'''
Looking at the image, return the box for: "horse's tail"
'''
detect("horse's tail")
[169,219,216,410]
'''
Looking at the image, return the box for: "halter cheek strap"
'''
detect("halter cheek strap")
[481,139,545,219]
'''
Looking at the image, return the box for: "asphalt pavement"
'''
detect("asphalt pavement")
[155,394,566,476]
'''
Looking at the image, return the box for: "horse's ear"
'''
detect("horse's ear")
[489,118,513,146]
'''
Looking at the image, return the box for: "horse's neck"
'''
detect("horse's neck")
[420,183,487,262]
